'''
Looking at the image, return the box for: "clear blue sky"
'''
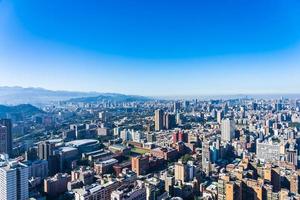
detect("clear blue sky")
[0,0,300,96]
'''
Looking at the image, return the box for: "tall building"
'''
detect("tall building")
[0,119,13,156]
[217,110,223,124]
[0,126,8,155]
[38,141,55,160]
[221,119,235,142]
[131,156,149,176]
[174,161,186,182]
[154,109,164,131]
[173,102,181,112]
[0,157,29,200]
[163,113,176,130]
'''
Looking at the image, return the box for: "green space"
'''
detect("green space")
[130,147,150,154]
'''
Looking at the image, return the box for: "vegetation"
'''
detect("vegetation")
[130,147,150,155]
[0,104,43,118]
[181,154,194,164]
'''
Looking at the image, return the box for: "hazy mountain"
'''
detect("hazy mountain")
[0,86,102,105]
[0,86,150,105]
[67,93,151,103]
[0,104,44,118]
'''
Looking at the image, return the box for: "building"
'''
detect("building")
[0,119,13,156]
[71,166,95,185]
[120,129,132,142]
[0,126,8,155]
[44,173,69,197]
[163,113,176,130]
[66,139,100,153]
[0,156,29,200]
[74,181,120,200]
[109,144,131,155]
[175,161,186,183]
[151,147,178,161]
[38,141,55,160]
[131,156,149,176]
[154,109,164,131]
[57,146,79,172]
[94,158,118,175]
[111,181,146,200]
[256,139,282,162]
[174,101,181,112]
[221,119,235,142]
[26,159,48,179]
[217,110,223,124]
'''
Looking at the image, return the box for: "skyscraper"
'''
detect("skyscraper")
[163,113,176,130]
[0,119,13,157]
[221,119,235,142]
[0,126,8,155]
[38,141,55,160]
[217,110,223,124]
[154,109,164,131]
[175,160,186,182]
[173,102,181,112]
[0,157,29,200]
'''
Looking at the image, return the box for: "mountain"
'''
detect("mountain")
[0,104,44,118]
[0,86,150,105]
[0,86,101,105]
[67,93,151,103]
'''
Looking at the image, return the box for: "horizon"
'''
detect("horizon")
[1,1,300,95]
[1,85,300,99]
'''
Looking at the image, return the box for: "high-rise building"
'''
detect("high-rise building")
[38,141,55,160]
[163,113,176,130]
[217,110,223,124]
[154,109,164,131]
[221,119,235,142]
[0,126,8,155]
[131,156,149,176]
[173,102,181,112]
[0,157,29,200]
[174,161,186,183]
[202,141,211,175]
[0,119,13,156]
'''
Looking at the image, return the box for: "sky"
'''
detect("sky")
[0,0,300,96]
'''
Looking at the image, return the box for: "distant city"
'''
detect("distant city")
[0,86,300,200]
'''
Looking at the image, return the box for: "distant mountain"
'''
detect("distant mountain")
[0,86,150,105]
[67,93,151,103]
[0,86,101,105]
[0,104,44,118]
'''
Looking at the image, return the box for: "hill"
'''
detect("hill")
[0,104,44,118]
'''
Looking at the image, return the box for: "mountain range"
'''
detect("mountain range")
[0,86,150,105]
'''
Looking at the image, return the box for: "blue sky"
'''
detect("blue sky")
[0,0,300,96]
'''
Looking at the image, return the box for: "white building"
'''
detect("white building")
[221,119,235,142]
[74,181,120,200]
[120,129,132,141]
[0,156,29,200]
[132,131,144,143]
[111,181,146,200]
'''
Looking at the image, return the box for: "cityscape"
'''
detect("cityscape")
[1,1,300,200]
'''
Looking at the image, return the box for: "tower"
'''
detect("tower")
[221,119,235,142]
[0,119,13,157]
[154,109,164,131]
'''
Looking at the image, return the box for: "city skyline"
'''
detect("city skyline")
[1,0,300,95]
